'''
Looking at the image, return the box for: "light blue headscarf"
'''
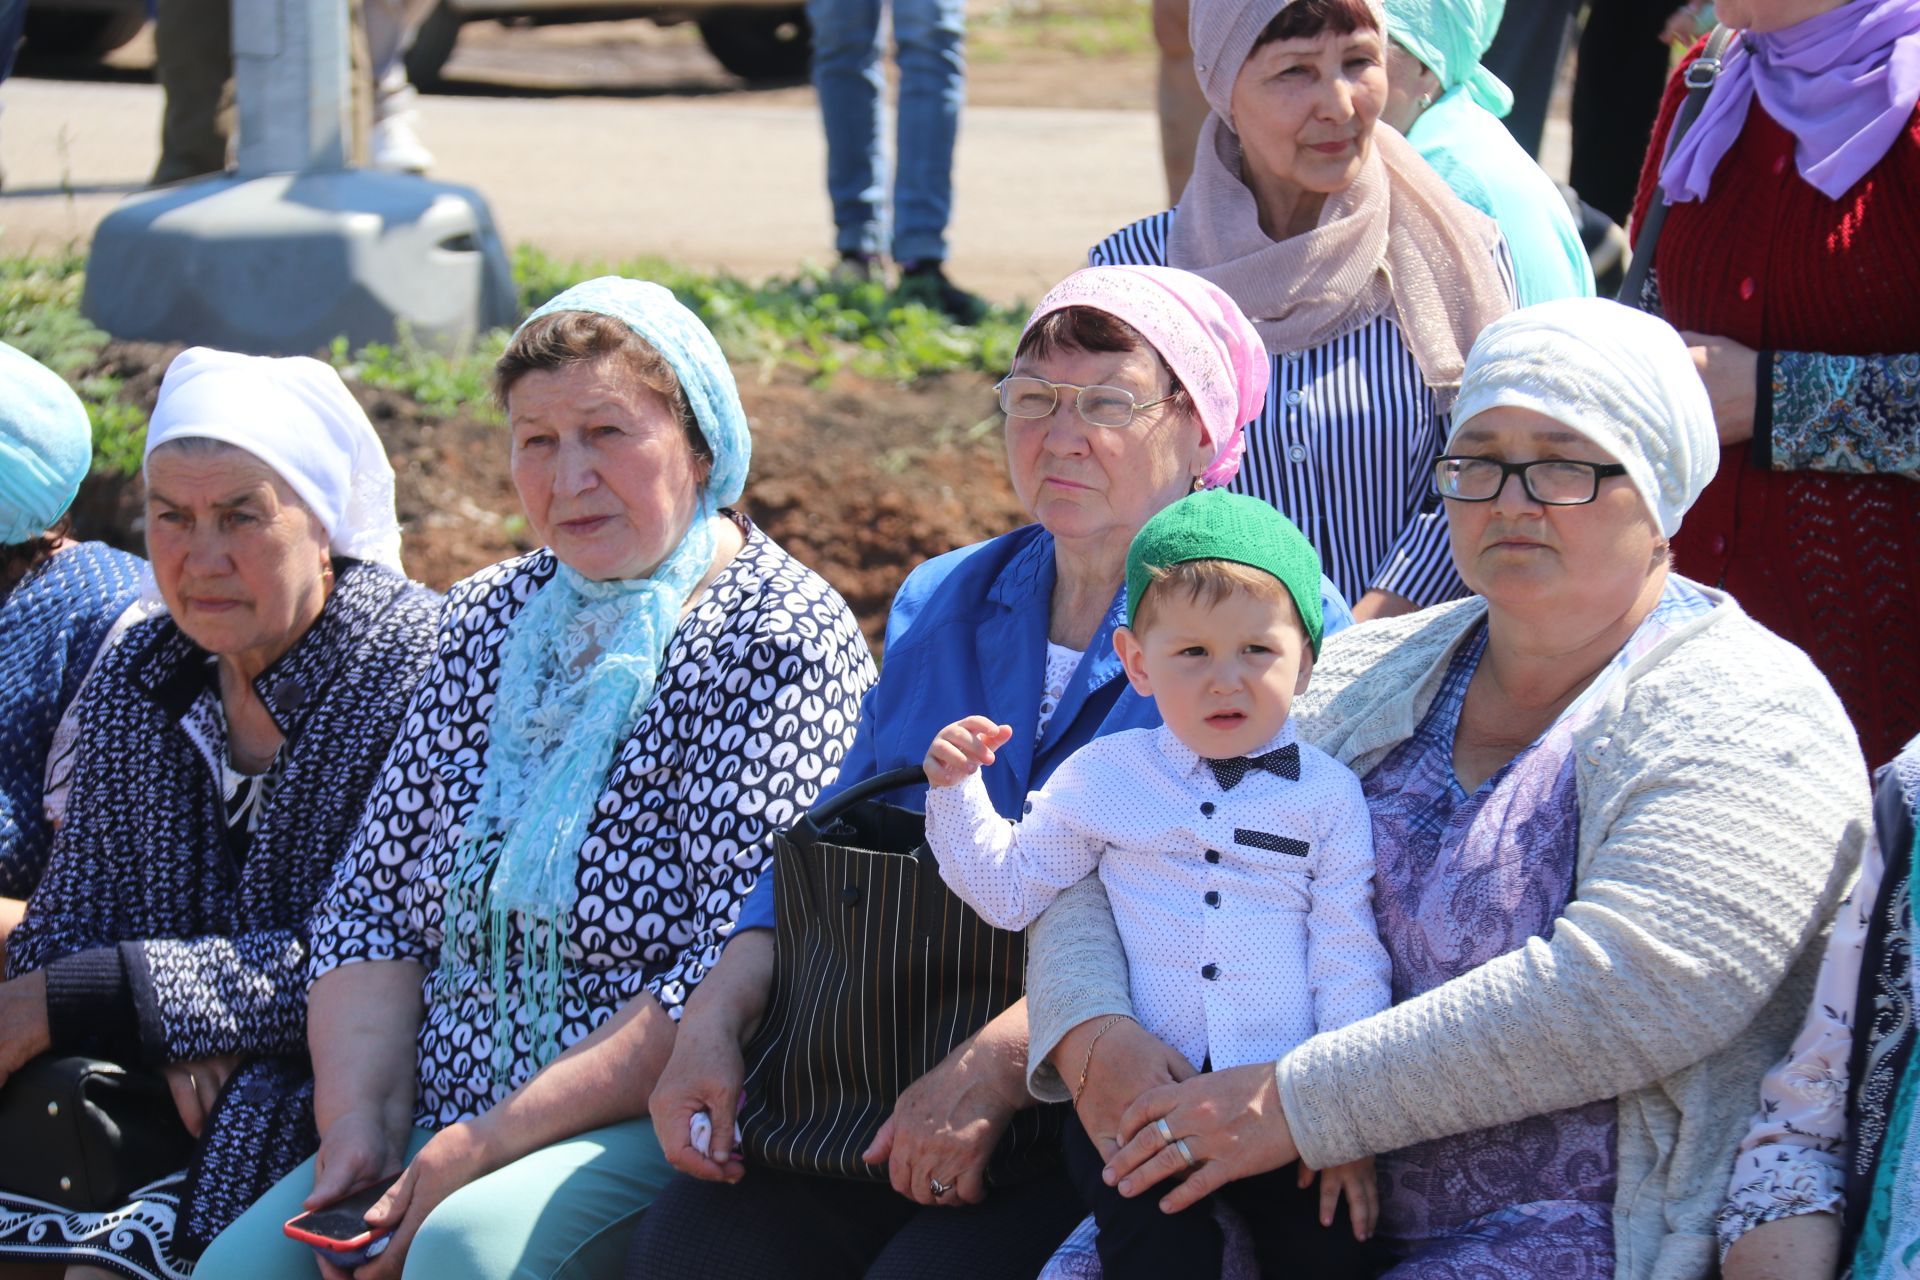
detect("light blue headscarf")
[1384,0,1515,117]
[0,341,92,545]
[443,277,750,1079]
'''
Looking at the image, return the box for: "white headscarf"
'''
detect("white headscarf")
[144,348,403,570]
[1449,298,1718,537]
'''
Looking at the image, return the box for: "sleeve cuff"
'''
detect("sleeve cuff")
[1273,1042,1362,1171]
[44,945,143,1061]
[1750,350,1776,471]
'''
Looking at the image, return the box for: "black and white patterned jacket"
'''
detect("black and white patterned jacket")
[7,560,440,1251]
[310,520,876,1127]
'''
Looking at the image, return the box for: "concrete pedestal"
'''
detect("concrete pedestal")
[81,168,517,355]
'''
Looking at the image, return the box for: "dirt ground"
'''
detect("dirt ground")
[66,342,1032,650]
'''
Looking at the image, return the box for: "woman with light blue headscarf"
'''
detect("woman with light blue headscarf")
[0,341,146,969]
[198,278,876,1280]
[1379,0,1595,306]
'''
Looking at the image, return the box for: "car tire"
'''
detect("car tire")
[696,6,812,83]
[403,1,464,91]
[22,6,147,58]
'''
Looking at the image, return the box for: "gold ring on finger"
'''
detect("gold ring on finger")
[1174,1138,1195,1169]
[1155,1117,1175,1148]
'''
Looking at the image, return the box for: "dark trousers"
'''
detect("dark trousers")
[626,1163,1086,1280]
[1568,0,1680,225]
[1482,0,1580,158]
[1062,1118,1382,1280]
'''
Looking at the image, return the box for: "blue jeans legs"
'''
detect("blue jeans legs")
[805,0,965,264]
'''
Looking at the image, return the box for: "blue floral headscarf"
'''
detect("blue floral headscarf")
[443,277,750,1079]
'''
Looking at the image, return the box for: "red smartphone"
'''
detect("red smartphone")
[283,1173,401,1262]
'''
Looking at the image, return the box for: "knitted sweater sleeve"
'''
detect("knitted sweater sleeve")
[1274,644,1869,1171]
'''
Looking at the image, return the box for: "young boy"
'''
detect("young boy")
[922,488,1390,1280]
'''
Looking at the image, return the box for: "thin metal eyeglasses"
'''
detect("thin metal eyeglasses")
[995,375,1178,430]
[1433,456,1631,506]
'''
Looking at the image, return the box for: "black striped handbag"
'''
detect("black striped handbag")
[738,765,1066,1183]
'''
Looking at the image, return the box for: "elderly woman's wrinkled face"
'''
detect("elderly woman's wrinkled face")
[1711,0,1847,32]
[508,355,707,582]
[1230,26,1389,208]
[1003,343,1210,551]
[145,446,332,666]
[1444,406,1664,615]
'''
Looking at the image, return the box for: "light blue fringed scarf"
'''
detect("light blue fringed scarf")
[441,277,750,1083]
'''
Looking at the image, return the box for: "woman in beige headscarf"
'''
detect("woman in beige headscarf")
[1091,0,1512,624]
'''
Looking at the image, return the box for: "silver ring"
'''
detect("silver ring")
[929,1175,954,1197]
[1155,1117,1175,1148]
[1174,1138,1195,1169]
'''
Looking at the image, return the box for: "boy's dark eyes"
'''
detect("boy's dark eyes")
[1176,645,1208,657]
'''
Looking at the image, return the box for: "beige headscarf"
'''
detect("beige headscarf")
[1171,0,1513,408]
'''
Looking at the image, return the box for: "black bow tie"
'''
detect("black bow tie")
[1206,743,1301,791]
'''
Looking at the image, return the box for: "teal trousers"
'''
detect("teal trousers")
[196,1118,671,1280]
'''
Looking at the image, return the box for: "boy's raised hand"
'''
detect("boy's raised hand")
[924,716,1015,788]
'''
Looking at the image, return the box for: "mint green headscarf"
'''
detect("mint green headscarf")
[1384,0,1515,117]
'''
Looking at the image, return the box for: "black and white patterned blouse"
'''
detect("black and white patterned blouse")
[1,560,441,1265]
[310,518,877,1128]
[1092,212,1517,607]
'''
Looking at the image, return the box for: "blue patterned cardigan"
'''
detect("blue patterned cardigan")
[6,560,439,1254]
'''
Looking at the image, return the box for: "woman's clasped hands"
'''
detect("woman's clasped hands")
[1093,1052,1377,1241]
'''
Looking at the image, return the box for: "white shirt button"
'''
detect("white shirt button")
[1288,444,1308,463]
[1285,390,1303,405]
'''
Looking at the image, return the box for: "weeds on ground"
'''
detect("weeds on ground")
[2,248,1027,477]
[0,253,148,473]
[970,0,1153,62]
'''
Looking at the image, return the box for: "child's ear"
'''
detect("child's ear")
[1294,643,1315,696]
[1113,625,1155,697]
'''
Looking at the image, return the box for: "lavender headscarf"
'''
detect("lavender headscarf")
[1662,0,1920,204]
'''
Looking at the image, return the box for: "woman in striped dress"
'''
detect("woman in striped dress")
[1094,0,1512,619]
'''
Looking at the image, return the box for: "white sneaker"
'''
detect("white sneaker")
[371,113,435,174]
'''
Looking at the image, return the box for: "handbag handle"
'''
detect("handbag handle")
[787,765,930,849]
[1618,24,1736,306]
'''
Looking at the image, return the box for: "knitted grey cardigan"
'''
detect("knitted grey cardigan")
[1025,587,1870,1280]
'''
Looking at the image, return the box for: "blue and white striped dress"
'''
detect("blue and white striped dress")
[1092,211,1510,608]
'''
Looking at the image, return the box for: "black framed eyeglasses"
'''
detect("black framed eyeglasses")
[995,375,1177,430]
[1433,456,1631,506]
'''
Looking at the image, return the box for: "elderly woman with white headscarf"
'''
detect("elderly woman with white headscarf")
[197,278,875,1280]
[1375,0,1593,306]
[0,342,148,972]
[1026,298,1872,1279]
[0,349,440,1280]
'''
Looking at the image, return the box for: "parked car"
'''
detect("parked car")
[405,0,812,87]
[21,0,147,58]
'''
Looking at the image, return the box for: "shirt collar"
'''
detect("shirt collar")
[1154,718,1300,782]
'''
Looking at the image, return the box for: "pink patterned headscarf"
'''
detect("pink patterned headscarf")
[1021,265,1269,488]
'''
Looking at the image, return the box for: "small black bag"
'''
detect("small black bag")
[739,766,1065,1183]
[0,1054,196,1211]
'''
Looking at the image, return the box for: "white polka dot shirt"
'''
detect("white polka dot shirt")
[925,721,1391,1071]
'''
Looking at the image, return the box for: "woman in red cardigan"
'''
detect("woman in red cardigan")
[1629,0,1920,769]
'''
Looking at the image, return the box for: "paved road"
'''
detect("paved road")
[0,75,1167,305]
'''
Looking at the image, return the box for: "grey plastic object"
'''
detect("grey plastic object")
[82,170,517,356]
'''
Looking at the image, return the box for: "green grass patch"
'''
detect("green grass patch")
[970,0,1155,60]
[3,246,1028,477]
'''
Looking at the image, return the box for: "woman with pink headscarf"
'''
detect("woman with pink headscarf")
[624,265,1350,1280]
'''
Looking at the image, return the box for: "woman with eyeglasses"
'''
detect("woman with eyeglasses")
[1027,297,1869,1279]
[626,265,1350,1280]
[1091,0,1515,624]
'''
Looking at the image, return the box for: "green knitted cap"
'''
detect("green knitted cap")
[1125,489,1324,653]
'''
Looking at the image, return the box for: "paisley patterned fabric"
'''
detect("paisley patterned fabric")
[309,520,876,1128]
[1769,350,1920,478]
